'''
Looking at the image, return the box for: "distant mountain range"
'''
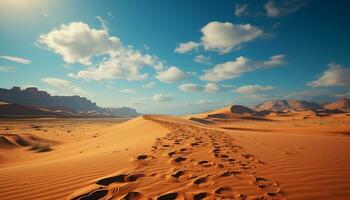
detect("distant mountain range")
[189,98,349,125]
[0,87,139,118]
[254,99,350,112]
[324,98,350,111]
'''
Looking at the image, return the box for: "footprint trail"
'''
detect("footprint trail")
[69,116,286,200]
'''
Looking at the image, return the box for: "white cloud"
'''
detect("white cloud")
[153,93,173,102]
[174,22,262,54]
[194,54,211,64]
[178,83,202,92]
[201,54,286,82]
[38,22,163,81]
[234,84,274,94]
[156,66,186,83]
[68,51,161,81]
[37,22,118,65]
[235,3,248,17]
[201,22,263,54]
[121,88,135,94]
[0,56,32,64]
[0,66,16,72]
[178,82,224,93]
[41,77,92,97]
[307,63,350,87]
[142,81,155,88]
[204,83,221,92]
[265,0,308,18]
[174,41,200,53]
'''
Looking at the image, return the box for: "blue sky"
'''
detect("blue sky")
[0,0,349,114]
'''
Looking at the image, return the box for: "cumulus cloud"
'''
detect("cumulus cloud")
[142,82,155,88]
[234,84,274,94]
[178,83,202,92]
[37,22,118,65]
[307,63,350,87]
[201,22,262,54]
[121,88,135,94]
[265,0,308,18]
[153,93,173,102]
[68,51,162,81]
[194,54,211,64]
[201,54,286,82]
[156,66,186,83]
[235,3,248,17]
[174,22,262,54]
[174,41,200,53]
[0,66,16,72]
[0,56,32,64]
[204,83,221,92]
[38,22,163,81]
[178,82,224,93]
[41,77,92,97]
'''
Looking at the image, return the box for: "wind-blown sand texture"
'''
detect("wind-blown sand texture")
[1,111,350,199]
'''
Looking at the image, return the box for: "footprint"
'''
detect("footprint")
[173,156,187,163]
[180,148,188,152]
[96,174,126,186]
[136,155,149,160]
[96,173,144,186]
[214,186,232,194]
[193,176,207,185]
[168,151,176,157]
[157,192,178,200]
[193,192,207,200]
[197,160,209,165]
[218,170,242,178]
[73,189,108,200]
[191,142,199,146]
[171,170,184,178]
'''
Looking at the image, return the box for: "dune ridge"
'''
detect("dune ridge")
[0,117,168,200]
[69,115,285,199]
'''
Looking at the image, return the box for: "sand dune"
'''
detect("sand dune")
[0,111,350,199]
[69,115,284,199]
[189,105,268,123]
[0,117,168,200]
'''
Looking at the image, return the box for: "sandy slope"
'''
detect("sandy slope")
[1,113,350,199]
[0,117,168,200]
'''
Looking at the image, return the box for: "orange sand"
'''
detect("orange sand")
[0,111,350,199]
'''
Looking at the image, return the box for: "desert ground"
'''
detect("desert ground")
[1,109,350,200]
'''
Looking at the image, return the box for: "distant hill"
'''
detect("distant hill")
[102,107,139,118]
[0,87,139,118]
[188,104,271,122]
[324,98,350,112]
[0,102,63,117]
[254,100,322,112]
